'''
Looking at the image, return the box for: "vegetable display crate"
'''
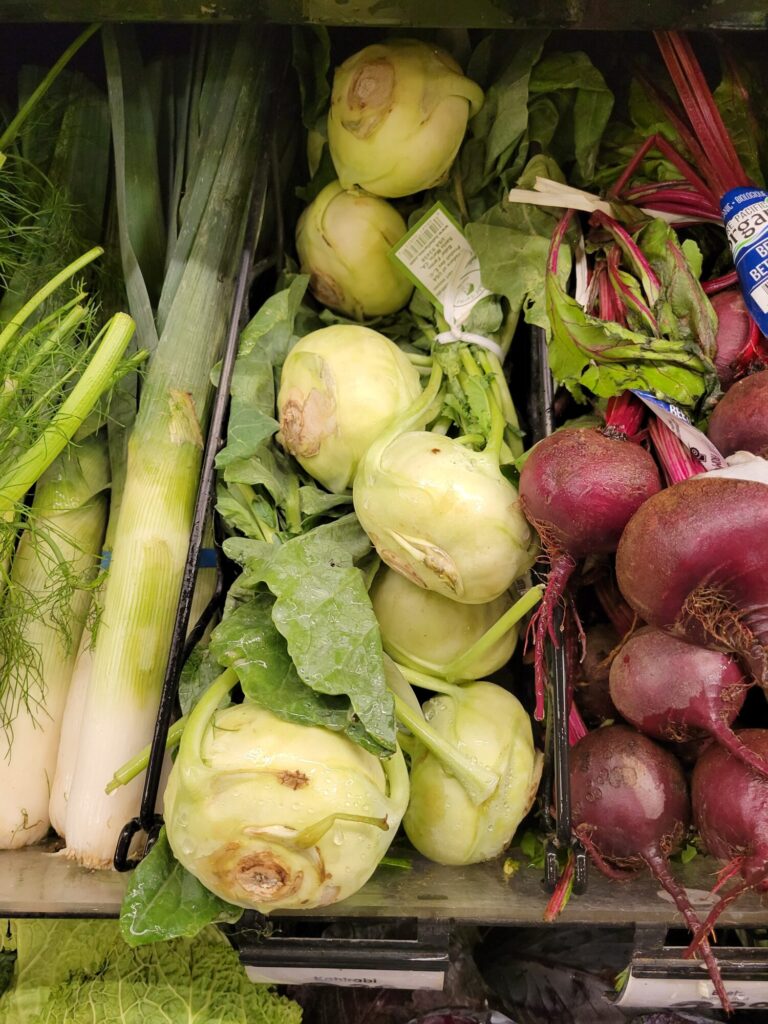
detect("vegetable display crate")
[1,9,768,1015]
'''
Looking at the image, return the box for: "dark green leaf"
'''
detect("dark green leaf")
[209,596,384,753]
[178,645,226,717]
[120,830,242,947]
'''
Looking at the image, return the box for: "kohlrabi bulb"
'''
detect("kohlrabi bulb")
[296,181,413,320]
[165,677,409,913]
[403,681,542,866]
[327,39,484,198]
[277,325,422,493]
[354,432,538,603]
[371,567,517,679]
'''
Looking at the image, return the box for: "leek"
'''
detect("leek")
[0,433,109,848]
[63,27,274,867]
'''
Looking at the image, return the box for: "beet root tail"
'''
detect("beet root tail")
[711,721,768,780]
[644,848,733,1015]
[684,879,750,961]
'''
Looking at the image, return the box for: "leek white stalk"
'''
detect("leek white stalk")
[0,434,109,848]
[62,29,271,867]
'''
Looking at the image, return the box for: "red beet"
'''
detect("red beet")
[708,369,768,457]
[519,428,661,718]
[687,730,768,956]
[608,627,767,775]
[710,289,753,389]
[570,725,730,1012]
[616,475,768,686]
[574,623,620,725]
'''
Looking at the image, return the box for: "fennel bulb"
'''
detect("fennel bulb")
[0,434,108,848]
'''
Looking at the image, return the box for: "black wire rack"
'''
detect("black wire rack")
[529,326,588,896]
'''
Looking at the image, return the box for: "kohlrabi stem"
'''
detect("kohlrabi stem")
[178,667,237,767]
[105,715,187,793]
[291,812,389,848]
[396,664,458,695]
[284,475,301,534]
[443,584,543,681]
[406,352,433,367]
[361,362,444,477]
[391,692,498,805]
[452,163,469,225]
[383,744,410,810]
[455,433,485,447]
[478,349,524,459]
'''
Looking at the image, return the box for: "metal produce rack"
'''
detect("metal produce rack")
[1,3,768,1010]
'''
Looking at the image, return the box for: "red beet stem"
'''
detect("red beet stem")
[703,270,739,295]
[544,851,575,922]
[648,416,706,485]
[549,210,574,276]
[654,32,748,195]
[605,393,646,439]
[644,846,732,1014]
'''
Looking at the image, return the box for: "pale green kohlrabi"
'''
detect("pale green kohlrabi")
[371,567,543,681]
[164,670,409,913]
[277,324,422,493]
[396,678,543,866]
[296,181,413,320]
[327,38,484,198]
[353,366,538,604]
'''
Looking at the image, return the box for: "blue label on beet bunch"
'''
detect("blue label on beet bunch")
[721,187,768,333]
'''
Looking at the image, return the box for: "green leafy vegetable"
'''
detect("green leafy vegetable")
[0,917,300,1024]
[120,830,242,947]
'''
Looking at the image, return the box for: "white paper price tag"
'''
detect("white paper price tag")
[391,203,491,324]
[631,389,726,471]
[245,965,445,990]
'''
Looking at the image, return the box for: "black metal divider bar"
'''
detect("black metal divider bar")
[113,36,288,871]
[530,326,588,895]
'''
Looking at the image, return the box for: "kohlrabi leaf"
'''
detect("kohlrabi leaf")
[178,644,225,717]
[465,32,547,194]
[235,520,396,755]
[119,829,242,947]
[467,158,572,332]
[238,275,309,363]
[209,596,381,751]
[528,51,613,185]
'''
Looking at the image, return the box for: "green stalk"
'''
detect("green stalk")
[0,312,136,520]
[391,692,498,806]
[105,715,187,794]
[442,584,543,681]
[0,24,101,156]
[0,247,102,355]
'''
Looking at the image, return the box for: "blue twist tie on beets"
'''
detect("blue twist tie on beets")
[721,186,768,334]
[100,548,217,571]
